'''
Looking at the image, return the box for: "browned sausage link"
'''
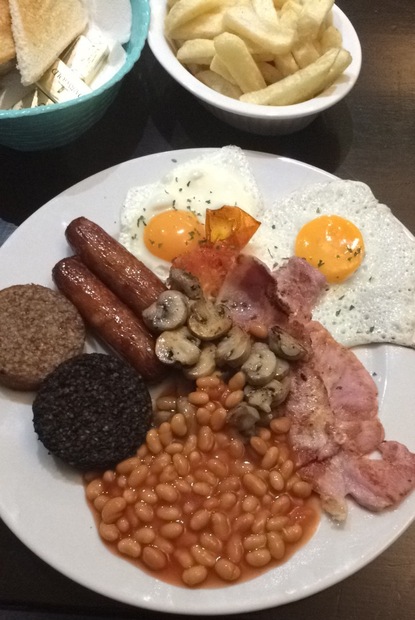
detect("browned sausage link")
[65,217,166,315]
[52,256,166,383]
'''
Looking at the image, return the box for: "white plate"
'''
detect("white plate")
[0,149,414,615]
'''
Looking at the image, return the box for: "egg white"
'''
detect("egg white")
[119,146,264,281]
[250,180,415,348]
[120,155,415,349]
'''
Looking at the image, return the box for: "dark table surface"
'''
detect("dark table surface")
[1,1,415,618]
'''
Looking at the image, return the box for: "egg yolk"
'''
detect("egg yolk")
[143,209,205,262]
[294,215,364,283]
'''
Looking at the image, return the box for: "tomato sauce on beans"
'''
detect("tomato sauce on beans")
[84,374,320,588]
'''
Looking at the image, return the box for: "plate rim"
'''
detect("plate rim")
[0,147,414,615]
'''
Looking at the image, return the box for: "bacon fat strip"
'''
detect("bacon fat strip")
[52,256,165,383]
[65,217,166,316]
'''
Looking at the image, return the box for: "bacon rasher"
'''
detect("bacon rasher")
[219,254,415,520]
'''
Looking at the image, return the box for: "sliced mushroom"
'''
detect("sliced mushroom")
[241,342,278,387]
[155,326,201,366]
[244,377,291,414]
[168,267,203,300]
[187,299,232,340]
[184,343,217,379]
[227,403,260,435]
[215,325,252,368]
[142,290,189,332]
[274,357,291,380]
[268,325,307,361]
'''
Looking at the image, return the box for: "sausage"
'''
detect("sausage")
[52,256,165,383]
[65,217,166,315]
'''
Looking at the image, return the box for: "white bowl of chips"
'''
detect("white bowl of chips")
[148,1,361,135]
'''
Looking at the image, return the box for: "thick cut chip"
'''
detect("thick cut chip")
[210,54,237,84]
[297,0,335,40]
[167,10,225,40]
[319,24,343,52]
[252,51,275,62]
[274,52,300,77]
[165,0,225,35]
[214,32,266,93]
[177,38,215,65]
[292,40,321,68]
[240,47,339,105]
[251,0,280,28]
[196,69,243,99]
[279,0,302,30]
[224,5,295,55]
[320,47,352,90]
[257,60,283,84]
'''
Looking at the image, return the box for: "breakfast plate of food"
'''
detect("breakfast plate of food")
[0,147,414,614]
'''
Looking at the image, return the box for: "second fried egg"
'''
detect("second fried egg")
[251,180,415,348]
[295,214,365,283]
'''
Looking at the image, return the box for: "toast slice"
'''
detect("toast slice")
[0,0,15,73]
[8,0,88,85]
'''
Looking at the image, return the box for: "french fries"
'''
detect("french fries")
[165,0,224,34]
[214,32,267,93]
[196,69,243,99]
[223,6,295,56]
[240,47,341,105]
[176,39,215,65]
[166,0,353,107]
[251,0,280,28]
[297,0,335,41]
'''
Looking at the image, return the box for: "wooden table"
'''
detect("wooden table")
[1,1,414,618]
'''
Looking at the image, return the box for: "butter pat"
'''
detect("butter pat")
[37,59,91,103]
[62,34,109,84]
[12,88,53,110]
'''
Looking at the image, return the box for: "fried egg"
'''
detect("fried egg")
[250,180,415,348]
[294,214,365,283]
[119,146,263,280]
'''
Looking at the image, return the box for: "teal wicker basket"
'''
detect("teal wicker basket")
[0,0,150,151]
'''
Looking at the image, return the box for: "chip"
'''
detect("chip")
[166,0,353,107]
[240,47,342,105]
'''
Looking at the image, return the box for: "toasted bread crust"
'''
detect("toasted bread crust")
[8,0,88,85]
[0,0,15,66]
[0,284,85,391]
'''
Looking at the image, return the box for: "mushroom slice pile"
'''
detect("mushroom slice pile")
[145,269,310,437]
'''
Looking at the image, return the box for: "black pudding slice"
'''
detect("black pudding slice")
[32,353,153,471]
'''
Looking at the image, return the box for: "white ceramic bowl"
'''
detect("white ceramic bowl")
[148,2,361,135]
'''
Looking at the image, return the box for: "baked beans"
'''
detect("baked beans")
[85,374,319,588]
